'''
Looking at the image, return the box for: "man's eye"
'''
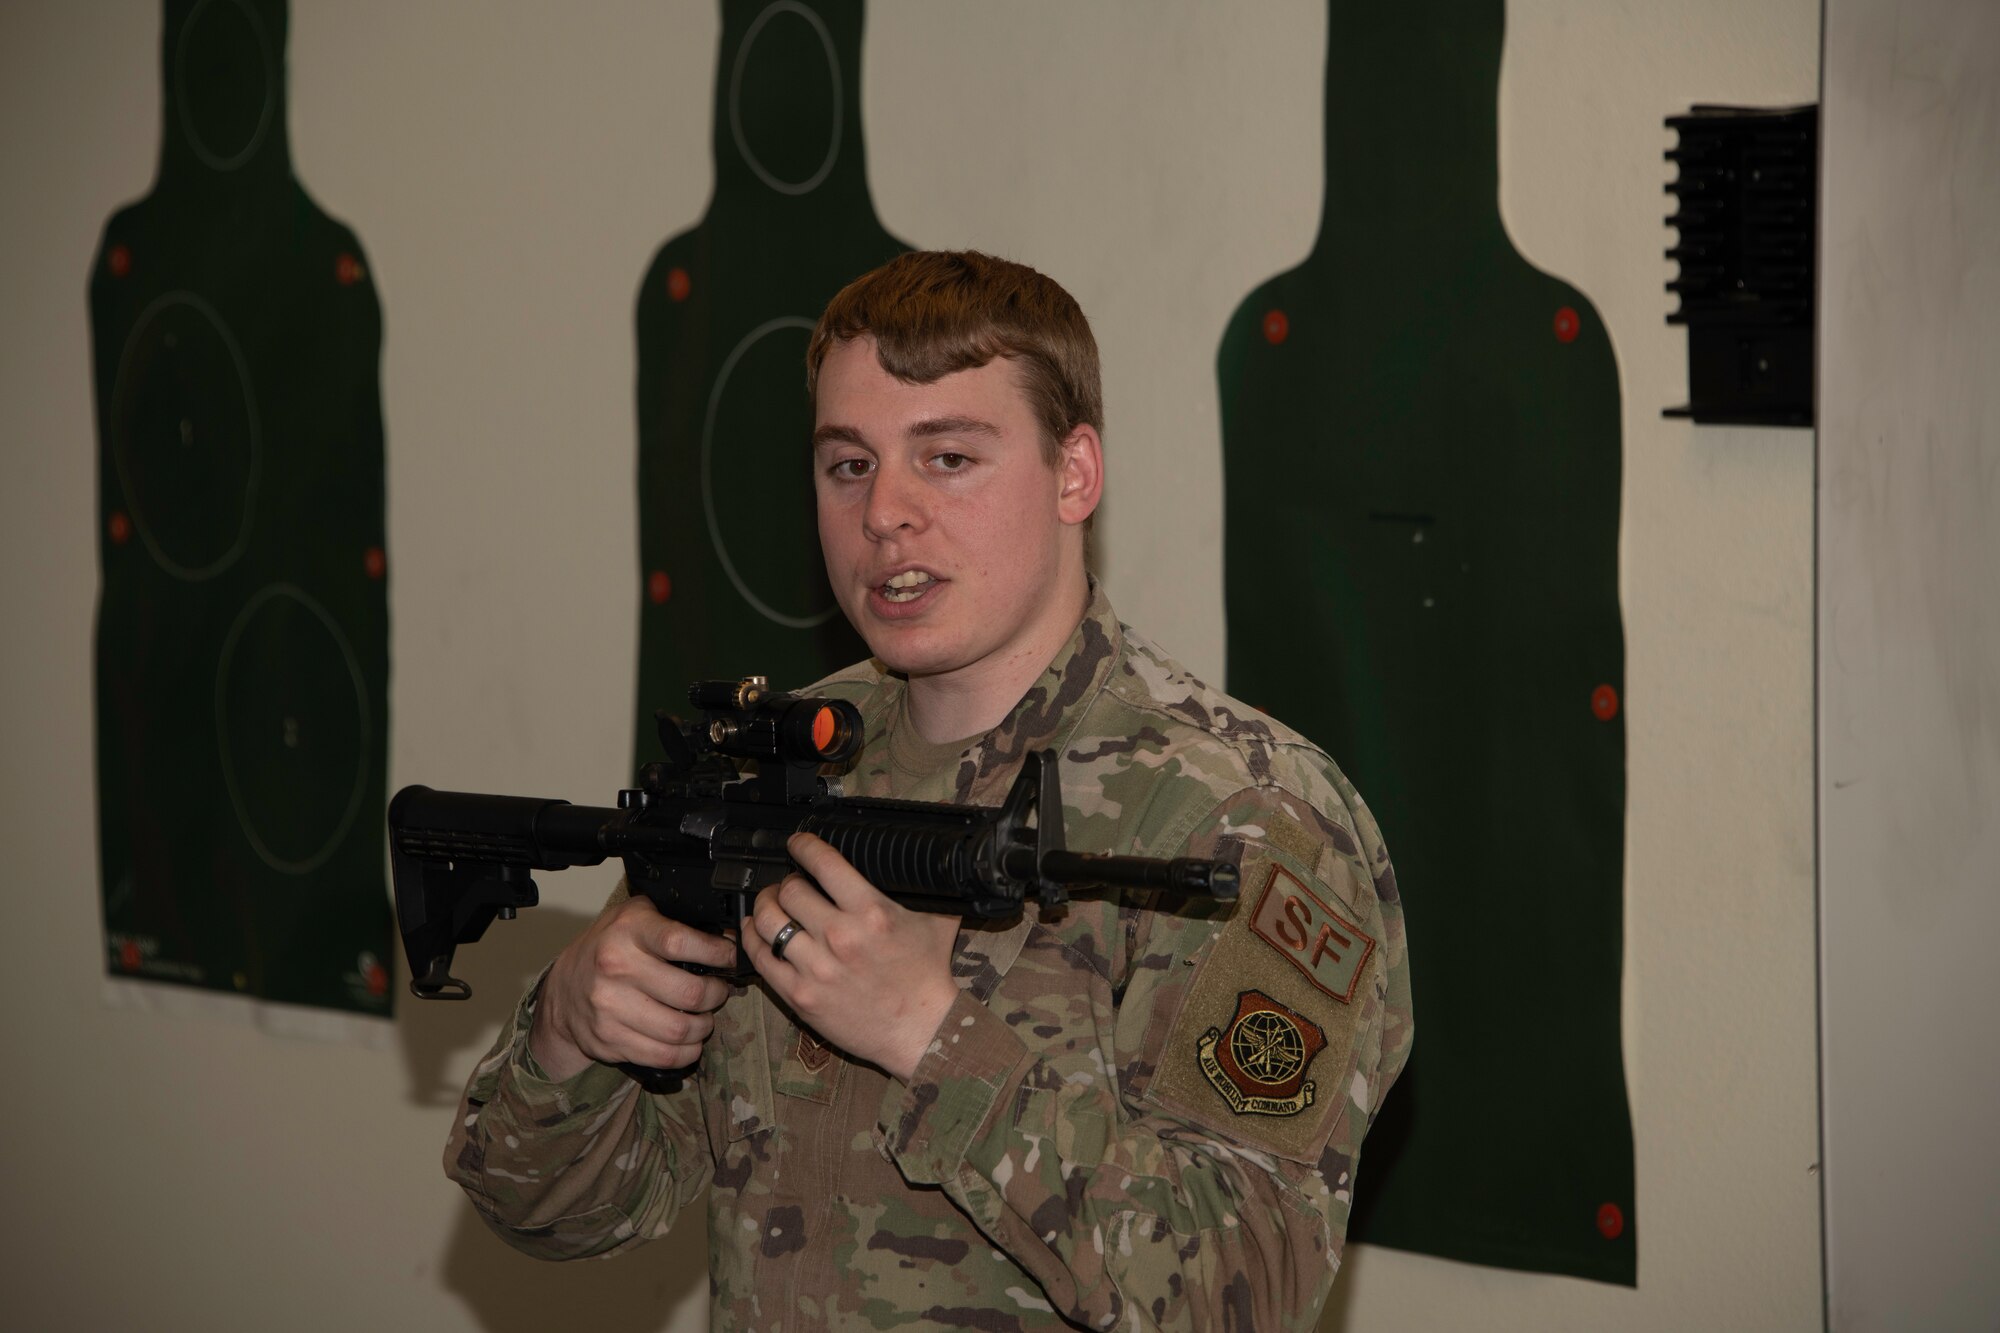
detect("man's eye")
[931,452,970,471]
[829,458,872,479]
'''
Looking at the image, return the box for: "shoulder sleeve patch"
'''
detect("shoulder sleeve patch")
[1196,989,1326,1118]
[1142,840,1385,1165]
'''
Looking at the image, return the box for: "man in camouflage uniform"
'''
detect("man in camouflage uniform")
[446,251,1412,1331]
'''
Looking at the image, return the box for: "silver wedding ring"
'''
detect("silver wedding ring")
[770,918,803,961]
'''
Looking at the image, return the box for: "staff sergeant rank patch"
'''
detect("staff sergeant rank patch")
[1200,991,1327,1116]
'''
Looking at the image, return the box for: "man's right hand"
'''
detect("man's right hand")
[528,894,737,1082]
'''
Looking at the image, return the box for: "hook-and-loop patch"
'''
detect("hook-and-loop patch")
[1143,828,1383,1164]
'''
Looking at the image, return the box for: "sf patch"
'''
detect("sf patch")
[1199,991,1327,1116]
[1249,863,1376,1003]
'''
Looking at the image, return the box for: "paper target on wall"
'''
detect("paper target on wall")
[1217,0,1635,1285]
[632,0,907,766]
[90,0,392,1016]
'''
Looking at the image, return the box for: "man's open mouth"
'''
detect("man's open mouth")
[880,570,937,603]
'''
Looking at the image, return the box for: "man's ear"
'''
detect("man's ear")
[1055,425,1104,526]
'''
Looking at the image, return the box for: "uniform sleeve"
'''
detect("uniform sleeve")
[444,976,716,1260]
[874,781,1413,1331]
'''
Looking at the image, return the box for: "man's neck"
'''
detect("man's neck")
[903,572,1091,743]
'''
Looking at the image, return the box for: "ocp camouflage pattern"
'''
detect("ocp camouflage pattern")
[446,583,1413,1330]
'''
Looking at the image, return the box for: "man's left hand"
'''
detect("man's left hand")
[743,832,961,1082]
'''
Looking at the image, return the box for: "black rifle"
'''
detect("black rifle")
[391,677,1239,1091]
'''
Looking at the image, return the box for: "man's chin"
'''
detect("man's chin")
[858,627,960,681]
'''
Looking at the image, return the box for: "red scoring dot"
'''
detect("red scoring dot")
[667,267,692,302]
[363,959,389,997]
[363,546,387,579]
[108,511,132,545]
[119,940,142,972]
[335,252,366,286]
[1554,306,1580,343]
[1592,684,1620,721]
[648,570,673,604]
[1597,1202,1625,1239]
[107,244,132,278]
[1262,309,1290,345]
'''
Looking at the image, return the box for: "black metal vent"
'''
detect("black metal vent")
[1664,104,1818,427]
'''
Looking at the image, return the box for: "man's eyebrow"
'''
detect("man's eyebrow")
[812,416,1003,449]
[906,415,1002,440]
[812,424,867,449]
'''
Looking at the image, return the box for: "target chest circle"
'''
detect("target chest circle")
[700,316,842,629]
[110,292,260,581]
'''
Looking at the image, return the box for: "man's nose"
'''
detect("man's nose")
[862,464,925,539]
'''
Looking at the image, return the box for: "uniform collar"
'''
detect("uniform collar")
[954,575,1123,804]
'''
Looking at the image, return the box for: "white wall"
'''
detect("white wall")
[0,2,1825,1329]
[1819,1,2000,1328]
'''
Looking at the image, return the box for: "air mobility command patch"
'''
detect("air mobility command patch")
[1145,836,1384,1163]
[1199,991,1327,1116]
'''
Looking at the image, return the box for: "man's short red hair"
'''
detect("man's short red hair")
[807,251,1103,464]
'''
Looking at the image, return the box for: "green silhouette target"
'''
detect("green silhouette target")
[91,0,392,1016]
[1218,0,1634,1285]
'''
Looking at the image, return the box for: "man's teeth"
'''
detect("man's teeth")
[882,571,935,602]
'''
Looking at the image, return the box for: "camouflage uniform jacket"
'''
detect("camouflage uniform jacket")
[446,584,1413,1331]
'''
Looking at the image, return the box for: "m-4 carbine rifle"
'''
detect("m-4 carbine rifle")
[390,677,1239,1090]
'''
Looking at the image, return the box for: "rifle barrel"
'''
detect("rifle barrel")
[1033,849,1240,899]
